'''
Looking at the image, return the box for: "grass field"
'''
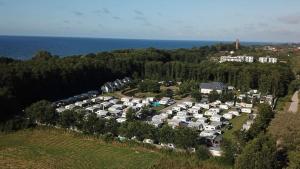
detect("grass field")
[0,128,161,169]
[223,114,248,141]
[0,128,225,169]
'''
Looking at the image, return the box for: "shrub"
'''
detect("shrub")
[196,145,211,161]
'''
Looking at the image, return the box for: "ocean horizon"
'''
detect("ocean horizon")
[0,35,269,60]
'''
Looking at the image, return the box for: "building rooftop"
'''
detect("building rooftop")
[200,82,227,90]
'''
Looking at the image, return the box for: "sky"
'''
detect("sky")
[0,0,300,42]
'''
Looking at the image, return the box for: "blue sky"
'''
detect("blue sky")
[0,0,300,42]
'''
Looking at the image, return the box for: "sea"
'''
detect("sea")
[0,36,265,60]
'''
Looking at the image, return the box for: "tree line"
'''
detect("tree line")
[0,45,294,123]
[12,100,207,154]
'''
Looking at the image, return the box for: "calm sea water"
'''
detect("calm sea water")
[0,36,262,60]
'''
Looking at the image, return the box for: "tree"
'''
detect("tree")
[104,119,120,136]
[59,110,77,128]
[82,113,101,134]
[159,125,176,144]
[191,90,202,102]
[25,100,57,125]
[196,145,211,161]
[165,89,174,98]
[126,108,137,122]
[0,87,17,122]
[220,139,236,165]
[179,81,198,95]
[235,134,278,169]
[174,127,198,149]
[32,51,54,61]
[288,79,300,94]
[220,92,235,103]
[208,90,220,102]
[137,107,156,120]
[138,80,160,93]
[119,121,159,141]
[0,47,295,126]
[246,104,274,141]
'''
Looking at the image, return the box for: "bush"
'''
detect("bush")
[103,133,114,143]
[196,145,211,161]
[0,117,34,132]
[25,100,58,125]
[191,90,202,102]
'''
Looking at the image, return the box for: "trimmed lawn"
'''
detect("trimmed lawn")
[0,128,160,169]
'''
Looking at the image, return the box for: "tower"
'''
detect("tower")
[236,39,240,50]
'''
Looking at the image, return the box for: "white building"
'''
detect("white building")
[65,104,76,110]
[197,117,208,123]
[210,114,223,122]
[177,104,188,110]
[200,82,227,94]
[159,97,171,105]
[228,110,240,116]
[241,108,252,114]
[172,106,183,112]
[188,108,201,114]
[220,55,254,63]
[258,56,278,63]
[200,130,217,137]
[223,113,234,120]
[219,104,229,110]
[121,97,132,103]
[196,103,210,110]
[183,101,194,108]
[116,117,126,123]
[96,110,109,117]
[204,110,218,116]
[193,113,204,119]
[187,122,203,130]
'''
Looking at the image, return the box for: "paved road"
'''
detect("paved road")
[288,91,299,113]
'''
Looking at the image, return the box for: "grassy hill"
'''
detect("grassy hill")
[0,128,224,169]
[0,128,160,169]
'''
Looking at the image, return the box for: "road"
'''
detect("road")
[160,96,192,113]
[288,91,299,113]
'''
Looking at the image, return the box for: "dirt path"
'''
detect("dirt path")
[288,91,299,113]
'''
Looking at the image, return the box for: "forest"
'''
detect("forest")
[0,45,295,123]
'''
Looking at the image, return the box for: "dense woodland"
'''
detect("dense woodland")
[0,45,295,122]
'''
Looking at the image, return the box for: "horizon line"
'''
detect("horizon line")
[0,34,292,44]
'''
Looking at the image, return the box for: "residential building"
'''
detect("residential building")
[200,82,227,94]
[219,55,254,63]
[258,56,278,63]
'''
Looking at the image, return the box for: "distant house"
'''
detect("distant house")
[258,56,278,64]
[223,113,234,120]
[220,55,254,63]
[101,77,132,93]
[101,83,115,93]
[241,108,252,114]
[187,121,203,130]
[122,77,132,84]
[159,97,171,105]
[210,114,223,122]
[200,82,227,94]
